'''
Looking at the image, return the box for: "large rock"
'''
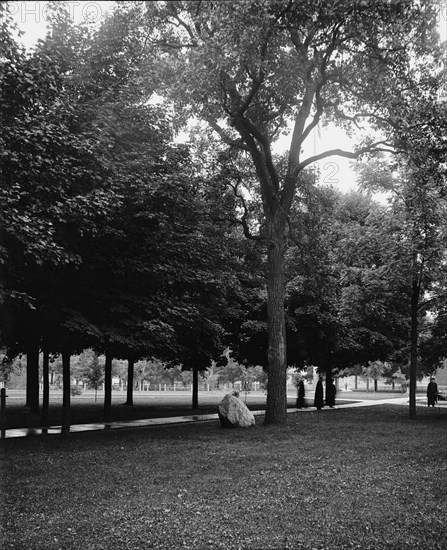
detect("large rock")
[218,394,255,428]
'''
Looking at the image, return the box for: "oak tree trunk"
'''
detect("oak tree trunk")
[409,279,419,419]
[61,350,71,437]
[125,357,134,406]
[26,342,40,413]
[41,348,50,427]
[104,351,112,423]
[325,366,333,404]
[264,218,287,425]
[192,366,199,410]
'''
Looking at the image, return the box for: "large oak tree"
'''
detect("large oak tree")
[138,0,441,423]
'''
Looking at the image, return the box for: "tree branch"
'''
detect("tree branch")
[235,116,280,193]
[167,2,198,45]
[205,117,249,151]
[298,142,395,172]
[229,181,263,241]
[288,22,339,171]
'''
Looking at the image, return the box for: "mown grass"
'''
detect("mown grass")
[4,391,273,429]
[2,389,375,429]
[3,393,341,429]
[1,405,446,550]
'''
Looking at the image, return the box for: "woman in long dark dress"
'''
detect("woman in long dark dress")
[326,380,336,408]
[296,379,305,408]
[314,376,324,410]
[427,377,438,407]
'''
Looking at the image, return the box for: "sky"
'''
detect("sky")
[9,1,447,196]
[8,1,112,35]
[273,124,360,191]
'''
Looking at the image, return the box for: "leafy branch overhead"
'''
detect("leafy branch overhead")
[145,1,439,207]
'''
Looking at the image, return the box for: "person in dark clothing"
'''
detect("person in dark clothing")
[326,380,336,408]
[314,376,324,410]
[427,377,438,407]
[296,378,305,409]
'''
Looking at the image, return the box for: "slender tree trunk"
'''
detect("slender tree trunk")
[409,279,420,419]
[124,357,134,406]
[61,350,71,437]
[325,366,333,405]
[41,348,50,427]
[104,351,112,423]
[264,218,287,425]
[192,366,199,409]
[26,342,40,413]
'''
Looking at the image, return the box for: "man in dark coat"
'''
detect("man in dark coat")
[326,380,336,408]
[314,376,324,410]
[427,377,438,407]
[296,379,305,409]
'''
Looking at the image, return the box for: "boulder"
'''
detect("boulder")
[218,394,255,428]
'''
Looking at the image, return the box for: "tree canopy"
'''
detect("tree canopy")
[135,0,443,423]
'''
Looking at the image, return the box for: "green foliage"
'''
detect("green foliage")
[1,4,237,373]
[0,13,112,269]
[70,385,83,396]
[0,351,14,386]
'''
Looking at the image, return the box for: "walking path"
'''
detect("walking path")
[4,396,430,439]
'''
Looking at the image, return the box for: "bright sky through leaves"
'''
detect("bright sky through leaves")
[10,0,447,195]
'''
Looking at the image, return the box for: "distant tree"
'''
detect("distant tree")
[0,352,14,388]
[75,349,103,400]
[215,351,247,389]
[363,361,386,392]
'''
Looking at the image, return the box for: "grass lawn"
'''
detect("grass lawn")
[2,389,386,429]
[3,391,273,429]
[1,405,446,550]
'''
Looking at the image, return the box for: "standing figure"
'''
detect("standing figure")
[314,376,324,410]
[296,379,305,409]
[427,377,438,407]
[326,380,336,408]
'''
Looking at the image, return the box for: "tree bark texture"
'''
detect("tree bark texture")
[42,348,50,427]
[325,366,333,405]
[409,279,419,419]
[125,357,134,406]
[264,218,287,425]
[104,351,112,422]
[192,366,199,410]
[26,342,40,413]
[61,350,71,437]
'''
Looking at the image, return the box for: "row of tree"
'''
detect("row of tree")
[1,2,446,431]
[1,350,266,395]
[1,4,245,432]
